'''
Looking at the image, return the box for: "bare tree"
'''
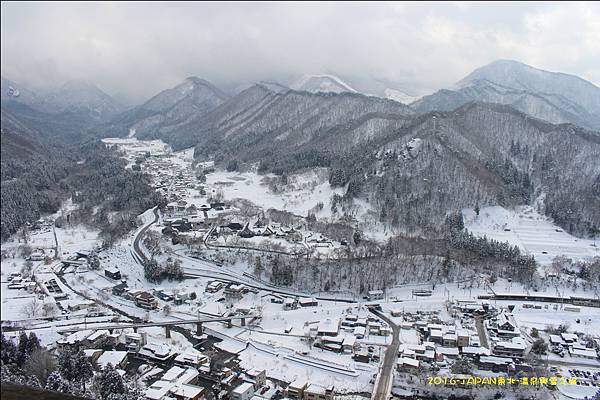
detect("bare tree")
[42,303,59,318]
[143,231,162,259]
[22,297,42,318]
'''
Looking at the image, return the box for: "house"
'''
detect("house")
[63,299,96,312]
[368,290,384,301]
[430,330,443,344]
[174,351,209,368]
[342,336,357,353]
[139,343,175,362]
[206,281,224,293]
[96,351,128,369]
[493,338,527,358]
[244,369,266,390]
[83,349,104,364]
[318,336,344,352]
[461,346,490,358]
[125,332,147,352]
[353,348,371,363]
[390,308,403,317]
[457,329,470,347]
[397,357,420,372]
[304,384,335,400]
[286,380,308,400]
[57,329,96,351]
[497,313,517,331]
[436,347,459,359]
[317,319,340,337]
[353,326,366,339]
[232,382,255,400]
[86,329,109,348]
[442,333,457,347]
[135,292,158,309]
[112,281,128,296]
[561,333,579,344]
[283,297,297,310]
[569,345,597,359]
[477,356,514,372]
[490,311,519,337]
[298,297,318,307]
[170,384,205,400]
[224,284,245,298]
[238,223,255,238]
[104,267,121,280]
[145,366,203,400]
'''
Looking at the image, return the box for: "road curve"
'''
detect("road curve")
[132,206,159,264]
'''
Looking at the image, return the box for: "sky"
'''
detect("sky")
[1,2,599,104]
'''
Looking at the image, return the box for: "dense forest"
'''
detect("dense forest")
[1,110,163,242]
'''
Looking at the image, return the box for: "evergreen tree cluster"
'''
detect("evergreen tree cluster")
[144,257,184,283]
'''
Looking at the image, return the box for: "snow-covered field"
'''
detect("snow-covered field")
[206,168,344,219]
[464,206,599,265]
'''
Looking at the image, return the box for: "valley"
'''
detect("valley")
[2,7,600,398]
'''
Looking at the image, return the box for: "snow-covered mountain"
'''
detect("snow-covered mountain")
[383,88,420,105]
[1,77,124,121]
[412,60,600,130]
[39,80,124,119]
[102,77,230,138]
[290,74,357,94]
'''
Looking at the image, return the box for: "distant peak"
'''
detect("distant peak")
[291,74,357,94]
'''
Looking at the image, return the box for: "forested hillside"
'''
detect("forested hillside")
[0,110,163,242]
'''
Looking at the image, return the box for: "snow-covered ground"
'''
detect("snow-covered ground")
[464,206,599,265]
[206,168,344,219]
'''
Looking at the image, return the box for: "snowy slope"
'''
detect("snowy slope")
[463,205,599,265]
[383,88,420,104]
[290,74,357,94]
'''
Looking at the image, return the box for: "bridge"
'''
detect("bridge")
[52,314,258,339]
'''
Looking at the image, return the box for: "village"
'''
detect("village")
[1,137,600,400]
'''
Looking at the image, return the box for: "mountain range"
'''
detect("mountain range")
[2,59,599,237]
[412,60,600,130]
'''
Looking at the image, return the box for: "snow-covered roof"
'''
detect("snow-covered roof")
[479,356,513,365]
[317,319,339,334]
[570,348,597,358]
[561,333,578,342]
[461,346,490,356]
[96,351,127,369]
[436,347,459,356]
[87,329,109,342]
[146,380,174,400]
[288,380,308,390]
[233,382,255,395]
[58,329,95,345]
[171,384,204,398]
[398,357,419,367]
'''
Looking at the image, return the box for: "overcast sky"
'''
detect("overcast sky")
[1,2,599,103]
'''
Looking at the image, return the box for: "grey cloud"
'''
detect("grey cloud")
[1,2,599,103]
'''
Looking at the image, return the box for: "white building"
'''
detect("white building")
[232,382,255,400]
